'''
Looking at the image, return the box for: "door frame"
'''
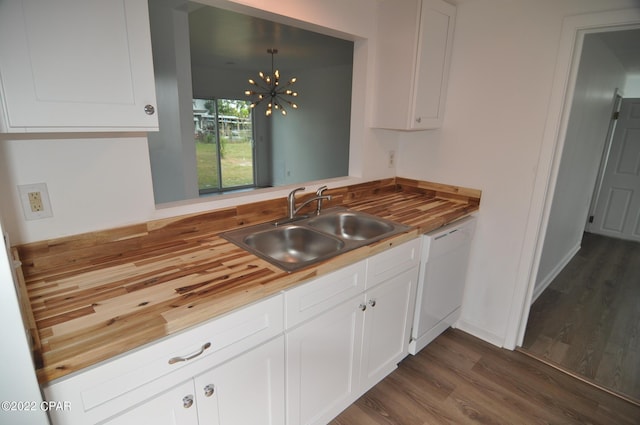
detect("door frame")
[504,8,640,350]
[585,90,623,233]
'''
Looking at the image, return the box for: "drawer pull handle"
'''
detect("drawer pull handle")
[183,395,194,409]
[204,384,215,397]
[169,342,212,364]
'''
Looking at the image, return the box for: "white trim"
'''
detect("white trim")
[455,319,505,348]
[503,8,640,351]
[530,243,580,304]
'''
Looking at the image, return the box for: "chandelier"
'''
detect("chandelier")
[245,48,298,116]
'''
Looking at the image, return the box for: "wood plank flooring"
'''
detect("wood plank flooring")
[331,329,640,425]
[521,232,640,403]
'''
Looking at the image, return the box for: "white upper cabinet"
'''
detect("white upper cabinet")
[372,0,456,130]
[0,0,158,133]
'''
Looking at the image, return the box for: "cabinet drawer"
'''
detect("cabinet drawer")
[285,260,366,329]
[44,294,284,425]
[366,239,421,289]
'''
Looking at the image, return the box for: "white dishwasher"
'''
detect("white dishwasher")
[408,215,476,355]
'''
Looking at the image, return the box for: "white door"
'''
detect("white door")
[286,297,364,425]
[589,98,640,241]
[103,380,198,425]
[194,336,285,425]
[360,267,417,392]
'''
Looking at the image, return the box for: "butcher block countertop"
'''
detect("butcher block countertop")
[13,177,480,384]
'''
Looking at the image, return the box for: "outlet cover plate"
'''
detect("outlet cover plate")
[18,183,53,220]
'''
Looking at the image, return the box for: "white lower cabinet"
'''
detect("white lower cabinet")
[105,336,285,425]
[285,239,421,425]
[360,267,418,392]
[44,294,284,425]
[286,296,365,425]
[194,336,285,425]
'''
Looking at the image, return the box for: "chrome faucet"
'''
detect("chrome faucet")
[315,185,329,215]
[287,187,331,219]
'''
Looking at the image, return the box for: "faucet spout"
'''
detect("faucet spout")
[287,187,306,219]
[293,195,332,217]
[315,186,329,215]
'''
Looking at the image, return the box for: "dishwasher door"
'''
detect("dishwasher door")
[408,215,476,355]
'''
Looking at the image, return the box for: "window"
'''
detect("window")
[193,99,255,194]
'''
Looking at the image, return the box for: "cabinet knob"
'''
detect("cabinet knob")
[183,395,194,409]
[144,104,156,115]
[204,384,215,397]
[415,117,422,123]
[359,303,367,311]
[368,299,377,308]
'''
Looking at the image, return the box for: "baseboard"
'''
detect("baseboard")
[531,243,580,304]
[454,319,505,348]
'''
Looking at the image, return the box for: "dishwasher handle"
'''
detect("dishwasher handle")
[425,217,476,259]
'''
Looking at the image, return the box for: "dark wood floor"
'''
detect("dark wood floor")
[521,232,640,403]
[331,329,640,425]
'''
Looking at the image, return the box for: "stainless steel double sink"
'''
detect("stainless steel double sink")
[220,207,411,272]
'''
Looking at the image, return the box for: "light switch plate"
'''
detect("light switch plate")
[18,183,53,220]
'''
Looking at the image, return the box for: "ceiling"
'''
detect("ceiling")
[187,3,354,72]
[593,28,640,75]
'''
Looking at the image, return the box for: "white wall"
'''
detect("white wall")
[0,137,157,243]
[534,33,626,300]
[396,0,640,346]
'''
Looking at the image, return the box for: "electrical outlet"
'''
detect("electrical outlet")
[388,150,396,168]
[28,191,44,212]
[18,183,53,220]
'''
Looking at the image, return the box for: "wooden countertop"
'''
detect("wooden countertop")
[14,178,480,383]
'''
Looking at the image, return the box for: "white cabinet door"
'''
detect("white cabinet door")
[411,0,456,129]
[372,0,455,130]
[194,336,285,425]
[0,0,158,132]
[103,380,198,425]
[360,266,418,391]
[286,297,365,425]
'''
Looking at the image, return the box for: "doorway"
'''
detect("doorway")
[587,97,640,241]
[521,232,640,403]
[519,27,640,404]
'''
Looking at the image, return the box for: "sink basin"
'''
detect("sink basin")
[307,211,394,240]
[244,226,344,266]
[220,208,410,272]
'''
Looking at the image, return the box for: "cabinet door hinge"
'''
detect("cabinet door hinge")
[612,111,619,120]
[589,215,594,223]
